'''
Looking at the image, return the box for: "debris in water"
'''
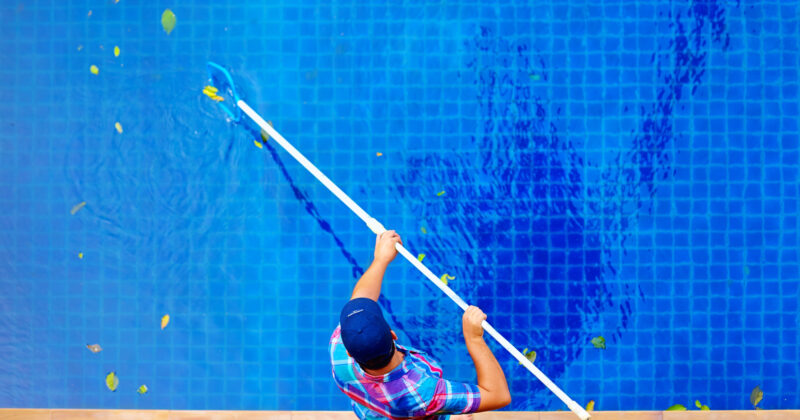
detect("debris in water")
[70,201,87,215]
[439,273,455,285]
[105,372,119,391]
[90,65,99,75]
[161,9,177,35]
[86,344,102,353]
[115,122,123,133]
[161,314,170,330]
[591,336,606,349]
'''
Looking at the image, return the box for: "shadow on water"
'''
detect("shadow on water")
[393,0,736,409]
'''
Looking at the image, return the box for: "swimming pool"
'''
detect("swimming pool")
[0,0,797,413]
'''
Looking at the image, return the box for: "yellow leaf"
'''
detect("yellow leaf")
[78,252,83,259]
[161,314,170,330]
[204,85,218,93]
[86,344,102,353]
[417,254,425,262]
[137,384,148,394]
[254,140,263,149]
[439,273,455,285]
[90,65,99,75]
[586,400,595,411]
[105,371,118,391]
[376,152,383,157]
[70,201,87,215]
[115,122,123,133]
[114,46,120,57]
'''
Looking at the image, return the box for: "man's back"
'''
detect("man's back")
[329,325,481,419]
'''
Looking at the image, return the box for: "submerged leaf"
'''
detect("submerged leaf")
[115,122,123,133]
[86,344,102,353]
[70,201,87,215]
[437,190,445,196]
[260,121,274,142]
[161,9,176,35]
[750,385,763,407]
[78,252,83,259]
[666,404,686,411]
[591,336,606,349]
[701,405,709,411]
[376,152,383,157]
[525,349,536,363]
[161,314,170,330]
[105,371,119,391]
[90,65,99,75]
[254,140,263,149]
[137,384,148,394]
[695,400,702,409]
[585,400,595,411]
[114,46,120,57]
[417,254,425,262]
[420,227,427,234]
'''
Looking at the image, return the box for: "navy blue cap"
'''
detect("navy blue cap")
[339,298,395,370]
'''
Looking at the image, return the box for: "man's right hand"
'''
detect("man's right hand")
[462,306,487,340]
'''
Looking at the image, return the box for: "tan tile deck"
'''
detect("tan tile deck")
[2,410,799,419]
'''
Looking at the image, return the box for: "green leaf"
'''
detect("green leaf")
[591,336,606,349]
[695,400,702,408]
[666,404,686,411]
[105,371,119,392]
[137,384,148,395]
[161,9,177,35]
[701,405,710,411]
[750,385,763,407]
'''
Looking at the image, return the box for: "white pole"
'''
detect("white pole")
[237,99,591,420]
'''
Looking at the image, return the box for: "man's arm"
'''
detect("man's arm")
[350,230,402,301]
[462,306,511,411]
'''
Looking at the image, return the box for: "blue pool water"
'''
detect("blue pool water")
[1,0,798,413]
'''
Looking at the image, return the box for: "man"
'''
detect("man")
[329,230,511,419]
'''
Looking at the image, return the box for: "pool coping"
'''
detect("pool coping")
[1,409,799,419]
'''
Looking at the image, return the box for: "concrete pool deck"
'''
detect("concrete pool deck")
[2,410,799,419]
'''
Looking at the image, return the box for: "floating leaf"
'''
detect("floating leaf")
[585,400,595,411]
[519,347,537,364]
[90,65,99,75]
[70,201,87,215]
[78,252,83,259]
[105,371,119,391]
[695,400,702,409]
[137,384,148,394]
[254,140,263,149]
[750,385,763,407]
[437,190,445,196]
[115,122,123,133]
[376,152,383,157]
[666,404,686,411]
[421,227,427,234]
[439,273,455,285]
[161,314,170,330]
[417,254,425,262]
[591,336,606,349]
[161,9,177,35]
[86,344,102,353]
[114,46,120,57]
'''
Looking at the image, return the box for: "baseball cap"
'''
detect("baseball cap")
[339,298,395,370]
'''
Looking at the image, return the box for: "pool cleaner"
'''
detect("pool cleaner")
[205,61,591,420]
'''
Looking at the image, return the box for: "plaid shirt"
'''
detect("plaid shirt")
[329,325,481,419]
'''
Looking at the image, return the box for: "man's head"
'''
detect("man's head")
[340,298,396,370]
